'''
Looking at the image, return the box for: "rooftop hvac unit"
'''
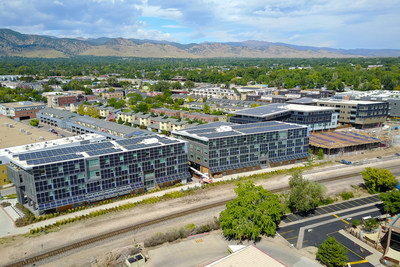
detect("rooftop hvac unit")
[20,128,25,133]
[9,125,14,128]
[26,131,31,135]
[3,123,9,127]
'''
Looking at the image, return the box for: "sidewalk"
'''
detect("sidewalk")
[339,229,383,266]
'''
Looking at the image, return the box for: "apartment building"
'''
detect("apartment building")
[229,103,338,131]
[5,134,190,215]
[191,87,241,100]
[317,99,389,128]
[173,121,309,178]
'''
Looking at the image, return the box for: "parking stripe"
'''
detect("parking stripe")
[279,230,294,235]
[324,205,337,212]
[314,209,323,215]
[344,201,356,207]
[285,216,293,222]
[348,259,368,265]
[319,207,329,213]
[357,198,369,204]
[352,199,363,206]
[326,230,339,236]
[337,203,349,209]
[286,236,298,241]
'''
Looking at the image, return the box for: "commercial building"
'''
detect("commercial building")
[191,87,241,100]
[173,121,309,178]
[37,108,151,139]
[317,99,389,129]
[5,134,190,215]
[229,103,338,131]
[383,214,400,266]
[0,101,46,121]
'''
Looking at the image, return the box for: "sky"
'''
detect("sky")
[0,0,399,49]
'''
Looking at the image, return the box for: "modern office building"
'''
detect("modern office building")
[173,121,309,178]
[5,134,190,215]
[0,101,46,121]
[317,99,389,129]
[229,103,338,131]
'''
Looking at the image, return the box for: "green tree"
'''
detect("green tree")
[84,88,93,95]
[117,117,124,124]
[288,172,325,213]
[184,80,195,89]
[251,103,260,108]
[316,237,348,267]
[30,119,39,127]
[317,149,324,160]
[362,168,397,194]
[187,95,194,102]
[219,181,283,240]
[203,103,211,114]
[380,190,400,214]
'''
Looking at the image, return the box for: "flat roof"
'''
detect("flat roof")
[205,245,286,267]
[173,121,307,142]
[317,99,385,105]
[232,103,335,118]
[0,116,60,149]
[1,101,46,108]
[6,134,185,168]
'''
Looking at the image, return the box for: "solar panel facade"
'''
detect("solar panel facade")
[175,121,309,177]
[7,136,190,215]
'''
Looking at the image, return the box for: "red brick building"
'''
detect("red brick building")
[150,108,181,118]
[0,101,46,121]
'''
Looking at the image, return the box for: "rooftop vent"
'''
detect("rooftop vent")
[140,138,159,145]
[216,126,233,132]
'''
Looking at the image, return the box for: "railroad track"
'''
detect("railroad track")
[4,171,380,267]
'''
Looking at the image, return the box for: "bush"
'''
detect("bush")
[363,218,378,231]
[0,201,11,207]
[352,219,360,227]
[340,192,354,201]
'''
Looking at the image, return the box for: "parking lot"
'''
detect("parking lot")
[282,194,381,224]
[278,195,384,267]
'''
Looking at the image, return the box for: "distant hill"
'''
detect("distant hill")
[1,29,399,58]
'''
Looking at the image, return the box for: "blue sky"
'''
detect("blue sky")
[0,0,399,49]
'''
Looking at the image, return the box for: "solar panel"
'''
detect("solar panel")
[86,148,123,156]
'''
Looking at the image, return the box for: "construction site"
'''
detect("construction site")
[309,124,400,157]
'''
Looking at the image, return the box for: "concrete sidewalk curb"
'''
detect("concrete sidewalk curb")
[338,229,383,266]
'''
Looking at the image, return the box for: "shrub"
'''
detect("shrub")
[363,218,378,231]
[352,219,360,227]
[340,192,354,201]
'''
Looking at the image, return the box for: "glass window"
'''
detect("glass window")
[87,159,99,168]
[119,155,124,161]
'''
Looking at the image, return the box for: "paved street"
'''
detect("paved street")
[278,196,385,267]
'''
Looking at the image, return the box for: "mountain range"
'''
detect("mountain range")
[1,29,399,58]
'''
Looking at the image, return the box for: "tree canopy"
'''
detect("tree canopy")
[288,172,325,214]
[380,189,400,214]
[219,181,283,240]
[362,167,397,194]
[316,237,348,267]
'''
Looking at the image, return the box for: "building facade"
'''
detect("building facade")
[173,121,309,178]
[0,101,46,121]
[6,134,190,215]
[229,103,338,131]
[317,99,389,128]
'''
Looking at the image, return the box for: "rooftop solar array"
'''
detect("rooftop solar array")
[16,142,113,161]
[13,134,183,166]
[176,121,307,140]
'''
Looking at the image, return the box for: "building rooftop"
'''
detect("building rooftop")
[232,103,335,118]
[205,245,286,267]
[1,101,46,108]
[318,99,385,105]
[173,121,307,142]
[71,116,150,137]
[309,130,381,149]
[6,134,184,168]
